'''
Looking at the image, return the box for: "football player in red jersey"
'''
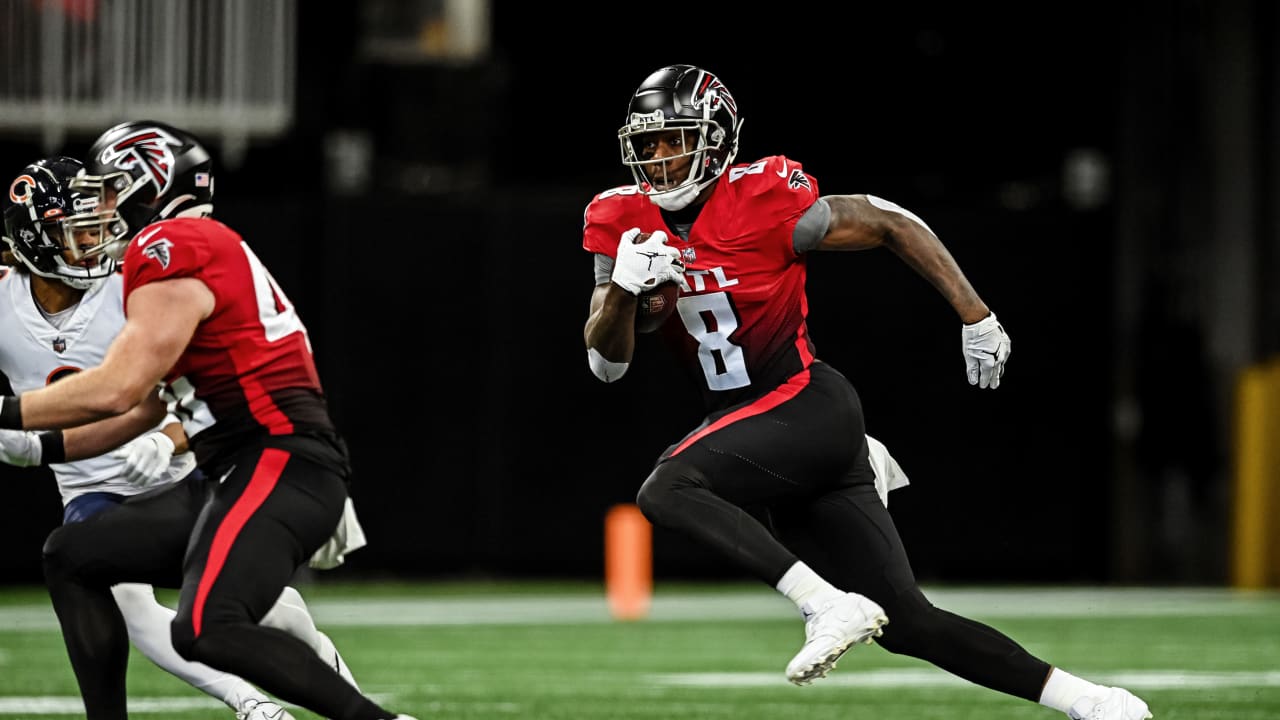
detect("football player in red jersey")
[582,65,1152,720]
[0,122,416,720]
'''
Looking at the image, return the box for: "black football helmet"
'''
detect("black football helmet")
[2,156,118,289]
[70,120,214,259]
[618,64,743,211]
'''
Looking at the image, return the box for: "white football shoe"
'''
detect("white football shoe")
[1067,687,1153,720]
[785,592,888,685]
[235,699,294,720]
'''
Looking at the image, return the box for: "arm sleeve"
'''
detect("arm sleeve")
[792,198,831,255]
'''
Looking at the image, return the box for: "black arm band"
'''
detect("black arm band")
[38,431,66,465]
[0,396,20,429]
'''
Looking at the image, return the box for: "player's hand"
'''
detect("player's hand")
[113,431,176,487]
[0,429,41,467]
[612,228,684,296]
[962,312,1011,389]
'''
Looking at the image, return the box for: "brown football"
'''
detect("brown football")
[626,231,680,333]
[636,281,679,333]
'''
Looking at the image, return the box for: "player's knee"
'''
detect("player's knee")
[636,470,677,522]
[40,525,78,581]
[169,603,232,662]
[636,461,706,524]
[169,619,200,661]
[169,616,238,665]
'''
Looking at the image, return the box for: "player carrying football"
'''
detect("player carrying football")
[581,64,1153,720]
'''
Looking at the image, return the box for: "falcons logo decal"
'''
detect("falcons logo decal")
[98,127,182,195]
[786,169,811,191]
[142,237,174,269]
[691,70,739,119]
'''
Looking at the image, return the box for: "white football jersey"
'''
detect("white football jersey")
[0,270,195,506]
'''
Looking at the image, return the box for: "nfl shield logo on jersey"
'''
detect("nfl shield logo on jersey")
[52,337,66,353]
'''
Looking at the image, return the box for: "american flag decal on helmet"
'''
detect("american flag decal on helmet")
[99,127,181,195]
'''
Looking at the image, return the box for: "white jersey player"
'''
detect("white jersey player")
[0,270,196,506]
[0,156,357,720]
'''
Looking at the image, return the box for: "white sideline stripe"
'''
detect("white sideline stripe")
[648,669,1280,689]
[0,697,222,713]
[0,693,399,715]
[2,669,1276,714]
[0,587,1275,630]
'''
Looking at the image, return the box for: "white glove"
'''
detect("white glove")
[0,429,41,467]
[611,228,684,296]
[112,431,176,487]
[962,312,1011,389]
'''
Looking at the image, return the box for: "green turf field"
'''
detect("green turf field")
[0,582,1276,719]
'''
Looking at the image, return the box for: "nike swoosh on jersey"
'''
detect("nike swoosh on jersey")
[135,226,163,247]
[776,159,788,178]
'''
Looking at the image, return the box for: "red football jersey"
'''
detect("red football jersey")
[122,217,336,465]
[584,155,821,411]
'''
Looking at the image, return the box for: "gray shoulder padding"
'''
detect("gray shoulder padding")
[793,198,831,254]
[594,253,614,285]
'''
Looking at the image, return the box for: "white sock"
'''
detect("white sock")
[261,586,360,689]
[775,561,843,615]
[1039,667,1107,713]
[316,630,360,690]
[110,583,268,711]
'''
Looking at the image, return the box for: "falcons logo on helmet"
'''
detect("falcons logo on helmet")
[691,70,738,118]
[98,127,182,195]
[142,237,174,269]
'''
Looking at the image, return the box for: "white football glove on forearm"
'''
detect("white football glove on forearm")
[962,312,1012,389]
[0,429,42,467]
[611,228,684,296]
[112,431,176,487]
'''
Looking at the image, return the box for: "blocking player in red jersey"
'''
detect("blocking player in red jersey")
[582,65,1153,720]
[0,121,416,720]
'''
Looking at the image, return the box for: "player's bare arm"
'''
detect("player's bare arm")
[57,393,168,460]
[160,419,190,454]
[819,194,991,324]
[584,228,684,383]
[12,277,213,430]
[585,282,639,363]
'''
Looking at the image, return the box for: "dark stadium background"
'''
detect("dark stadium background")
[1,1,1273,589]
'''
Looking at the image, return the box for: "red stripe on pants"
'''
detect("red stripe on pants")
[671,368,810,457]
[192,448,289,637]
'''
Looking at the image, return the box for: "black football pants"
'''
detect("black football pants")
[42,437,392,720]
[635,361,1052,701]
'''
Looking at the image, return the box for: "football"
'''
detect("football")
[636,281,679,333]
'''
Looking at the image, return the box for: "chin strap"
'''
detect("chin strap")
[648,176,716,211]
